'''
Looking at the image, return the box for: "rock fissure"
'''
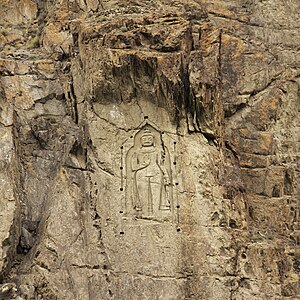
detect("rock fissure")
[0,0,299,299]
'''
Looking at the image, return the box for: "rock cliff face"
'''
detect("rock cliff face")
[0,0,299,299]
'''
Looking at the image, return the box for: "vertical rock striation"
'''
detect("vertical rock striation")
[0,0,299,299]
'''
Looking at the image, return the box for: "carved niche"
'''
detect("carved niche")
[123,123,174,219]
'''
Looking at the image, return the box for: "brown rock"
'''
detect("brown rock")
[42,23,73,54]
[0,1,299,300]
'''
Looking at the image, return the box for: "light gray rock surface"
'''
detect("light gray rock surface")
[0,0,299,299]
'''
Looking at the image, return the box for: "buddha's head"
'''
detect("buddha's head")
[141,129,154,147]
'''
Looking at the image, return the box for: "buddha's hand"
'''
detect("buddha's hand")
[142,157,150,166]
[163,174,171,185]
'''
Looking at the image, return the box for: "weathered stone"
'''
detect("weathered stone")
[239,153,269,169]
[0,0,37,25]
[0,0,299,299]
[231,127,274,156]
[42,23,74,54]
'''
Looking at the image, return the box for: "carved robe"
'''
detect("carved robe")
[132,147,171,214]
[125,125,173,218]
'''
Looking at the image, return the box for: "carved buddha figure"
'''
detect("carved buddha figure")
[126,126,172,217]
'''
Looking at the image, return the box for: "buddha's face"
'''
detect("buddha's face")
[141,135,154,147]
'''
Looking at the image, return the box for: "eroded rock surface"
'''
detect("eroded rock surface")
[0,0,299,299]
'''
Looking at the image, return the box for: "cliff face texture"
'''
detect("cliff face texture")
[0,0,299,299]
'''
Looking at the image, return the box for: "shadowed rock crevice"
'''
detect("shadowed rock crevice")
[0,0,299,299]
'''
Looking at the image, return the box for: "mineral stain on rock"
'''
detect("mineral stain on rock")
[0,0,299,299]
